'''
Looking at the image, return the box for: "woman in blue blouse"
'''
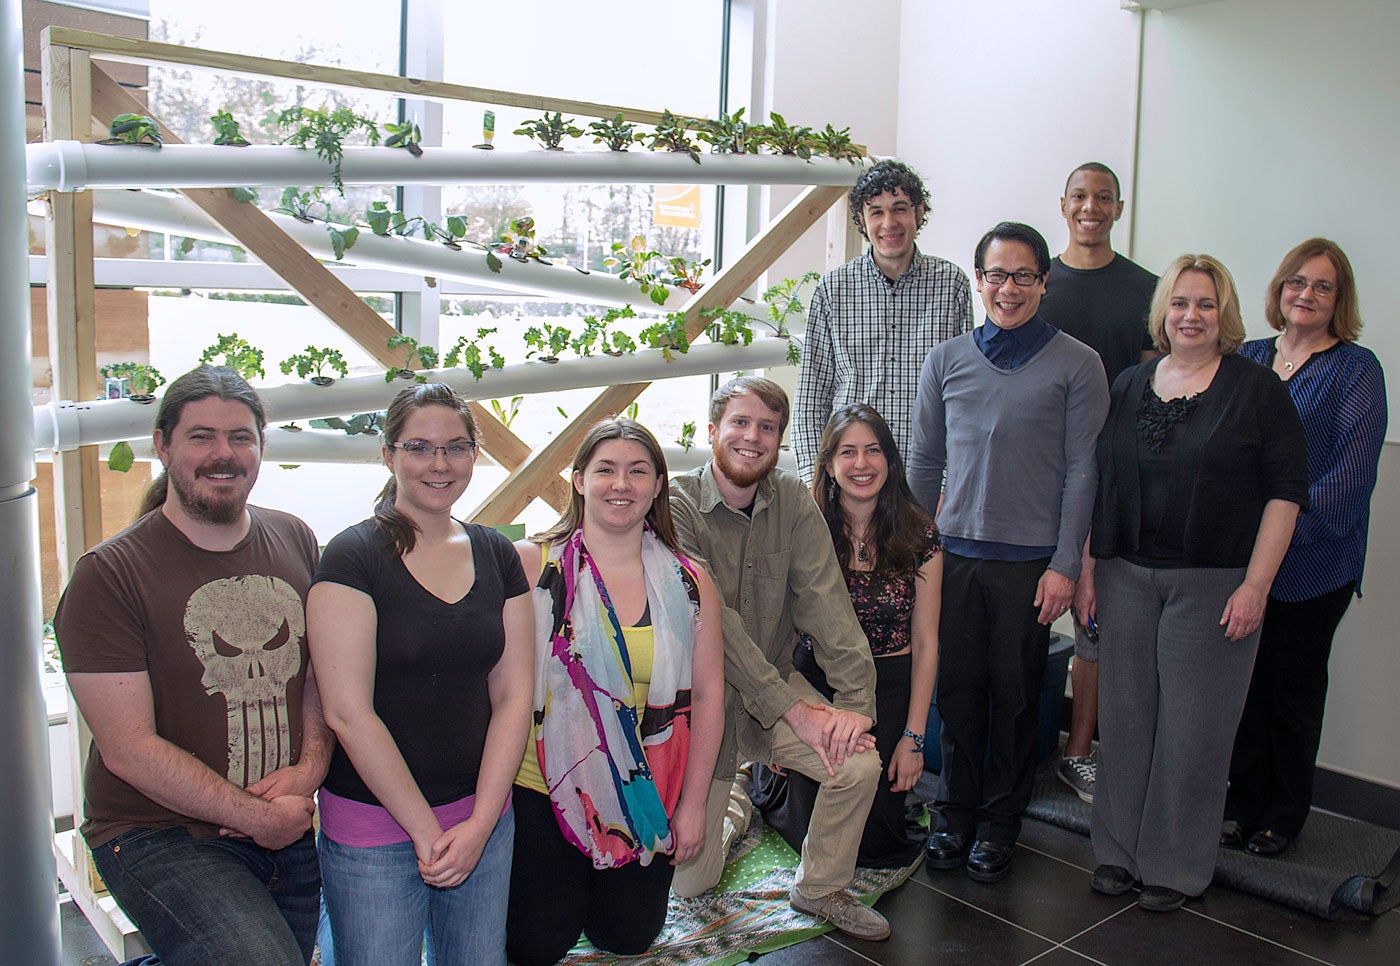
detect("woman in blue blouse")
[1222,239,1388,857]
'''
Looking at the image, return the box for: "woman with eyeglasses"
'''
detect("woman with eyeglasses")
[1221,240,1387,857]
[506,417,723,966]
[1086,255,1309,911]
[309,384,533,965]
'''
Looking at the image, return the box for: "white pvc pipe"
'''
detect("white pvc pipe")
[33,337,796,452]
[28,142,866,193]
[88,189,767,318]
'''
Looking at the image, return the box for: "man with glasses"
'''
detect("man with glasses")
[54,366,330,965]
[1039,162,1159,806]
[908,223,1108,883]
[793,158,972,483]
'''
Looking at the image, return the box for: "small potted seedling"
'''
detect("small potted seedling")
[444,327,506,380]
[759,112,815,159]
[697,108,758,155]
[494,217,551,264]
[199,333,266,382]
[812,123,865,162]
[523,321,572,363]
[210,109,250,146]
[276,105,380,195]
[588,113,637,151]
[605,236,670,306]
[639,312,691,362]
[514,111,584,151]
[640,110,700,163]
[385,334,438,383]
[102,113,162,147]
[277,187,332,223]
[664,255,711,294]
[384,119,424,157]
[102,362,166,402]
[491,395,523,429]
[763,271,821,366]
[280,345,349,386]
[677,421,697,452]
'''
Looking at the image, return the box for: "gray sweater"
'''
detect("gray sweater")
[906,328,1108,580]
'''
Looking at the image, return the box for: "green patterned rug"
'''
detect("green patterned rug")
[562,809,924,965]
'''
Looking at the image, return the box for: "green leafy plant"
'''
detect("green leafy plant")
[491,396,524,429]
[104,113,162,146]
[624,402,640,420]
[514,111,584,150]
[640,110,701,164]
[524,321,573,362]
[495,217,551,264]
[759,111,814,160]
[588,113,638,151]
[385,334,438,382]
[107,440,136,472]
[199,333,266,381]
[325,222,360,260]
[279,345,349,384]
[605,235,671,306]
[639,312,691,362]
[572,305,638,357]
[700,307,756,347]
[276,186,331,223]
[101,361,166,398]
[762,271,821,365]
[444,326,506,380]
[210,109,250,146]
[663,255,711,294]
[812,123,865,162]
[276,106,380,194]
[383,119,424,157]
[677,421,696,452]
[697,108,759,155]
[364,200,428,238]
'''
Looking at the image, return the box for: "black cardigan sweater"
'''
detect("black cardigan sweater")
[1091,353,1309,568]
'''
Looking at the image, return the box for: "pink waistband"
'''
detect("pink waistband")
[318,787,511,848]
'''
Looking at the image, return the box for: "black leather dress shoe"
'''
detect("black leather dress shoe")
[1220,819,1245,849]
[965,840,1013,883]
[1246,829,1290,856]
[925,831,972,869]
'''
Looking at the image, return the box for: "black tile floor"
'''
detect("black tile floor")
[761,817,1400,966]
[59,817,1400,965]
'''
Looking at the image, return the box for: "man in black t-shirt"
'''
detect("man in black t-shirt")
[1039,162,1158,805]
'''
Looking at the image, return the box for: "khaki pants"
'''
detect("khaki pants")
[672,675,882,898]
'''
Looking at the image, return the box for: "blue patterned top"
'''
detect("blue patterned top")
[1239,338,1387,601]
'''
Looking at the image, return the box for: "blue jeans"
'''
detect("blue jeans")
[319,806,513,966]
[91,827,319,966]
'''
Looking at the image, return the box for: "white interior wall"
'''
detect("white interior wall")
[1133,0,1400,790]
[896,0,1144,281]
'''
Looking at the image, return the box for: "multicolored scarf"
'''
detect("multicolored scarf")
[533,526,700,869]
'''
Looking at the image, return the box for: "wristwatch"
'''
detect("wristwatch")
[901,728,925,753]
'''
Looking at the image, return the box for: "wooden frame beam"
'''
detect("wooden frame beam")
[83,62,569,513]
[468,184,846,523]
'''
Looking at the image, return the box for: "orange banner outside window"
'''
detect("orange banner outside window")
[653,185,702,229]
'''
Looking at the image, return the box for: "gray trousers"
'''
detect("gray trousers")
[1091,557,1261,896]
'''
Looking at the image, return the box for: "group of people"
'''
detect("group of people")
[52,156,1385,966]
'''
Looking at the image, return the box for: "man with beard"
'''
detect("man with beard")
[54,366,331,965]
[668,376,888,942]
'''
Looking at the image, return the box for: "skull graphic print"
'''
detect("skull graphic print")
[184,575,305,788]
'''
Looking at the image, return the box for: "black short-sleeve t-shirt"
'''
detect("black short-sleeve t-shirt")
[314,520,529,807]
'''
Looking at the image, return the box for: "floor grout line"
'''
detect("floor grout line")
[1179,906,1339,966]
[906,869,1062,946]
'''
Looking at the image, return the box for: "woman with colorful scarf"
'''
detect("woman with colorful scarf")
[506,418,724,966]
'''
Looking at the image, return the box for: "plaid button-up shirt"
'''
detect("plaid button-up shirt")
[793,248,972,480]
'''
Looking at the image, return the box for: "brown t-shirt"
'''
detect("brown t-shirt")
[54,506,319,848]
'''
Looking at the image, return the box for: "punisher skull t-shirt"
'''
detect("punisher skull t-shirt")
[55,505,319,848]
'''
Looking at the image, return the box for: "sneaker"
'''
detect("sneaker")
[1058,752,1097,804]
[789,886,891,941]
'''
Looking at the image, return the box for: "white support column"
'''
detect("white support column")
[398,0,445,349]
[0,0,61,960]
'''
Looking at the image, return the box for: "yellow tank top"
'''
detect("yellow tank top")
[514,547,655,794]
